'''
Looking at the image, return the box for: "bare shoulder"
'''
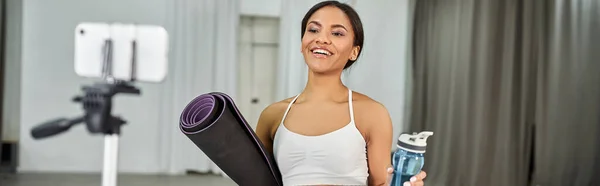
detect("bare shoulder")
[351,91,390,118]
[351,91,393,140]
[259,98,292,121]
[256,97,296,138]
[260,99,289,119]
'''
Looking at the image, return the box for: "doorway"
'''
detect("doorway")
[237,16,279,130]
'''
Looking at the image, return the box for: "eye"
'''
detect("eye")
[308,27,319,33]
[332,32,345,36]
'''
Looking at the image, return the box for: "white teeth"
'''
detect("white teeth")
[312,49,331,55]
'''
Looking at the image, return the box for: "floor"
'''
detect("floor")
[0,173,237,186]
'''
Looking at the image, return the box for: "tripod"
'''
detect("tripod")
[31,39,140,186]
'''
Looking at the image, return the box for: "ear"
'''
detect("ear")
[349,46,360,60]
[300,35,307,53]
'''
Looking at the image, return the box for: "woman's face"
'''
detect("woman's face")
[301,6,359,74]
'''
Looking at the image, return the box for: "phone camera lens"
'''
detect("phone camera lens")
[80,29,85,35]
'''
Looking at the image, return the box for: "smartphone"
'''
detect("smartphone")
[74,22,169,83]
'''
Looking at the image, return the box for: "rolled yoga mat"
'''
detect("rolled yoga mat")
[179,92,283,186]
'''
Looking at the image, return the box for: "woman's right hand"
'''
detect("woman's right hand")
[384,168,427,186]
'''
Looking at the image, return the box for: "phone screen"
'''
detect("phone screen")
[74,22,169,83]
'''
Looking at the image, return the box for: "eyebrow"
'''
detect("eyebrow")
[308,21,348,31]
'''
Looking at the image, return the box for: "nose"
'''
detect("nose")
[316,32,331,45]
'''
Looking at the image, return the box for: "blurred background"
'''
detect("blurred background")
[0,0,598,186]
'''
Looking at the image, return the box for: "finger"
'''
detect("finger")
[404,181,424,186]
[413,171,427,180]
[385,167,393,184]
[412,181,424,186]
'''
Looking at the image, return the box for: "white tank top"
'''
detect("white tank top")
[273,89,369,186]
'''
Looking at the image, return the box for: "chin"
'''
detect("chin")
[303,53,343,74]
[306,62,341,74]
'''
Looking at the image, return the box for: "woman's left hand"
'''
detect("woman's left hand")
[385,167,427,186]
[404,171,426,186]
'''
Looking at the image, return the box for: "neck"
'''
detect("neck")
[301,70,348,101]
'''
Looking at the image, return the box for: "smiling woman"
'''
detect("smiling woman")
[255,1,426,186]
[300,2,363,72]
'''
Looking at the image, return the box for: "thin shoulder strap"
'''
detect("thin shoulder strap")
[280,94,301,124]
[348,89,355,122]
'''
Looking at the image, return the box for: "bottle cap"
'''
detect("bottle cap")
[397,131,434,154]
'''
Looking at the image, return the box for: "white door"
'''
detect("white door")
[238,16,279,130]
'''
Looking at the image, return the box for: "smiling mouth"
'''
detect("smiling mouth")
[310,48,333,58]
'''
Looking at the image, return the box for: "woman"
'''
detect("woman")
[256,1,427,185]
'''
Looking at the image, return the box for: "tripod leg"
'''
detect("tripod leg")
[102,134,119,186]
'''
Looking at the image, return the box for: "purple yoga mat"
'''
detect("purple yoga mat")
[179,92,282,186]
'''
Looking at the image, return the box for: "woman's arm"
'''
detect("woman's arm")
[361,101,427,186]
[255,102,287,155]
[362,102,394,186]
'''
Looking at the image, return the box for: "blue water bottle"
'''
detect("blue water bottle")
[390,131,433,186]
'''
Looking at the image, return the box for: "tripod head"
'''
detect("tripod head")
[31,80,141,139]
